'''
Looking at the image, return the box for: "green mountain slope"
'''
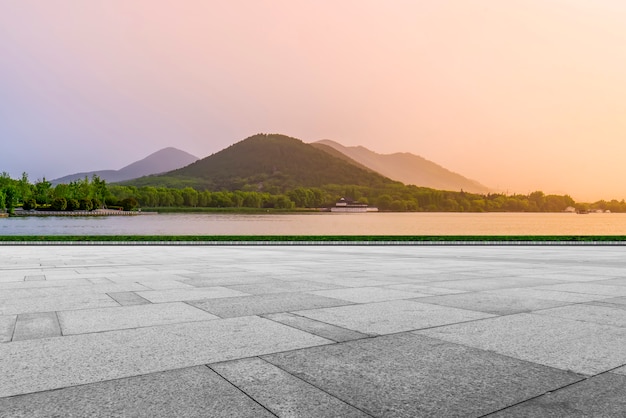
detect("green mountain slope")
[125,134,399,191]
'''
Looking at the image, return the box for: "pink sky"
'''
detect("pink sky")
[2,0,626,201]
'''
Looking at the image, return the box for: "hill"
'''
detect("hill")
[312,140,490,193]
[52,147,199,184]
[125,134,399,191]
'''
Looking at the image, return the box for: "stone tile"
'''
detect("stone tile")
[484,288,607,303]
[416,292,569,315]
[107,291,151,306]
[612,365,626,376]
[58,302,219,335]
[135,279,195,290]
[263,312,371,342]
[0,278,91,290]
[383,283,468,296]
[432,276,555,292]
[594,277,626,286]
[86,277,114,284]
[136,287,249,303]
[182,276,283,287]
[0,316,331,397]
[309,287,420,303]
[295,300,494,335]
[211,358,369,417]
[488,373,626,417]
[0,366,273,418]
[417,313,626,375]
[263,333,581,418]
[189,293,351,318]
[517,272,609,282]
[0,293,120,315]
[12,312,61,341]
[532,304,626,328]
[306,277,397,287]
[24,275,46,281]
[0,315,16,342]
[225,280,345,295]
[0,282,150,300]
[536,283,626,297]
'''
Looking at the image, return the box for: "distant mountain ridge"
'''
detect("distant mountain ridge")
[312,139,490,193]
[125,134,399,191]
[52,147,199,184]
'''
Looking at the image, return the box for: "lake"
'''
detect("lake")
[1,212,625,235]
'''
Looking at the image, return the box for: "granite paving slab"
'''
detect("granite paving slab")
[58,302,219,335]
[531,304,626,328]
[134,279,195,290]
[612,366,626,376]
[189,293,351,318]
[211,357,369,417]
[262,312,371,342]
[263,333,582,418]
[295,300,494,335]
[224,280,346,295]
[0,282,150,300]
[181,275,284,287]
[24,275,46,281]
[0,278,93,290]
[417,313,626,375]
[107,291,151,306]
[0,316,331,397]
[484,288,608,303]
[0,315,16,342]
[416,292,569,315]
[431,276,556,291]
[309,287,421,303]
[136,287,249,303]
[487,372,626,417]
[383,283,468,296]
[536,282,626,297]
[0,293,120,315]
[12,312,61,341]
[0,366,274,418]
[593,277,626,287]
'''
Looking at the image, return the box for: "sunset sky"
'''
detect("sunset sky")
[2,1,626,202]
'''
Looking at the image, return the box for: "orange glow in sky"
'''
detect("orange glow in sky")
[1,0,626,201]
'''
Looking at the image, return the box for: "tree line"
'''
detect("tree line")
[3,172,626,213]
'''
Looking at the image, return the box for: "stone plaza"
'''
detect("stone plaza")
[1,244,625,417]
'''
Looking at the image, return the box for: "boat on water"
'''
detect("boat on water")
[329,197,378,213]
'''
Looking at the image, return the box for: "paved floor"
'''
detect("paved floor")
[1,245,626,417]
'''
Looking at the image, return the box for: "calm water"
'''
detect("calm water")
[1,212,625,235]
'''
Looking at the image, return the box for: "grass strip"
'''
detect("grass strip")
[1,235,626,242]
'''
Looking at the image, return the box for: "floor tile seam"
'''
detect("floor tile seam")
[253,356,377,418]
[205,363,279,418]
[56,316,227,338]
[261,313,373,343]
[411,331,596,380]
[477,375,589,418]
[0,364,229,402]
[524,311,626,330]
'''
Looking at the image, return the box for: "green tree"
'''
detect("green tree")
[3,185,17,215]
[51,197,67,211]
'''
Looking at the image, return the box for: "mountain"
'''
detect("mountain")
[125,134,399,191]
[312,139,490,193]
[52,147,199,184]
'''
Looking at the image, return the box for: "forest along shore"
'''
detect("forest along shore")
[9,209,158,217]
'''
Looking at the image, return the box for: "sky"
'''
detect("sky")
[2,0,626,202]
